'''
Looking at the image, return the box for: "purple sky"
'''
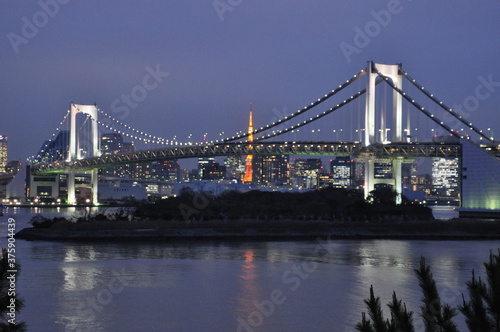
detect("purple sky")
[1,1,499,167]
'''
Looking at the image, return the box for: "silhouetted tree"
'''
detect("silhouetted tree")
[459,250,500,332]
[356,251,500,332]
[367,187,398,205]
[415,256,459,332]
[356,286,414,332]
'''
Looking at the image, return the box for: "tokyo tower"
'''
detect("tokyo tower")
[242,107,254,183]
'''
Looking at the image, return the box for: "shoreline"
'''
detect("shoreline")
[15,220,500,242]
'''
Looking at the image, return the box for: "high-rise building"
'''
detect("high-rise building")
[123,142,135,153]
[291,158,323,189]
[224,156,244,181]
[432,157,460,198]
[0,135,7,172]
[330,156,354,187]
[101,133,123,155]
[198,157,226,181]
[100,133,128,177]
[36,131,69,163]
[353,159,365,189]
[253,155,289,186]
[134,160,182,182]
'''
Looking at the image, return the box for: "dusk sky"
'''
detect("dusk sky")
[1,1,499,166]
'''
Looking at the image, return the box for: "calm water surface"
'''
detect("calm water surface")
[1,207,496,331]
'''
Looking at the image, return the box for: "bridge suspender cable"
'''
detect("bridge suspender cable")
[252,82,381,142]
[400,69,493,142]
[222,68,368,143]
[376,71,462,140]
[94,108,177,145]
[27,109,71,163]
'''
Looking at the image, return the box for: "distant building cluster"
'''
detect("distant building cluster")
[0,130,463,206]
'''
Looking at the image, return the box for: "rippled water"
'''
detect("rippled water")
[2,208,496,331]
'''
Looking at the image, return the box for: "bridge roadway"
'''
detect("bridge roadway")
[31,141,462,174]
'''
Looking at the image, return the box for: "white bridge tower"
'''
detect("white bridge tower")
[363,62,405,203]
[67,103,100,205]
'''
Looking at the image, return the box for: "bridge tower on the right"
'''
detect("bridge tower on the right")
[363,61,407,203]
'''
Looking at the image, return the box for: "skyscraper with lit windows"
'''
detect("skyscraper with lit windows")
[0,135,7,172]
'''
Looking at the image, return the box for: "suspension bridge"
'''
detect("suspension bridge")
[28,61,500,212]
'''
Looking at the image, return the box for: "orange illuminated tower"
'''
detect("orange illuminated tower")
[242,107,254,183]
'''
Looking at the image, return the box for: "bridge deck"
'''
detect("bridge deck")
[31,141,461,174]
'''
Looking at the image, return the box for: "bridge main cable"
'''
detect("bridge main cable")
[252,81,382,142]
[400,68,493,141]
[376,71,461,140]
[221,67,367,143]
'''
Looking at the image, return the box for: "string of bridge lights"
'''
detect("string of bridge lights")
[220,68,368,144]
[95,108,228,146]
[376,71,462,139]
[399,68,494,141]
[252,87,370,142]
[95,108,175,145]
[27,109,71,164]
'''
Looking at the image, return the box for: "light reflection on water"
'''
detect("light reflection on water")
[14,238,498,332]
[3,208,494,331]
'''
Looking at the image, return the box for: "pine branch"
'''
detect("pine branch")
[356,312,374,332]
[365,285,388,332]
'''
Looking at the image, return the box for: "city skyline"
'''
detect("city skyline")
[0,2,499,164]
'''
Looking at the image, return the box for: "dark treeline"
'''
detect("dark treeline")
[133,187,433,222]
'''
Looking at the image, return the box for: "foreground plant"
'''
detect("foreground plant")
[356,250,500,332]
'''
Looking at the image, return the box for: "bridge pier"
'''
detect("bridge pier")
[67,170,76,205]
[91,169,99,205]
[364,62,404,203]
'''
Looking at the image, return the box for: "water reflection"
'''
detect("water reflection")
[16,238,500,331]
[237,249,265,325]
[62,265,101,291]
